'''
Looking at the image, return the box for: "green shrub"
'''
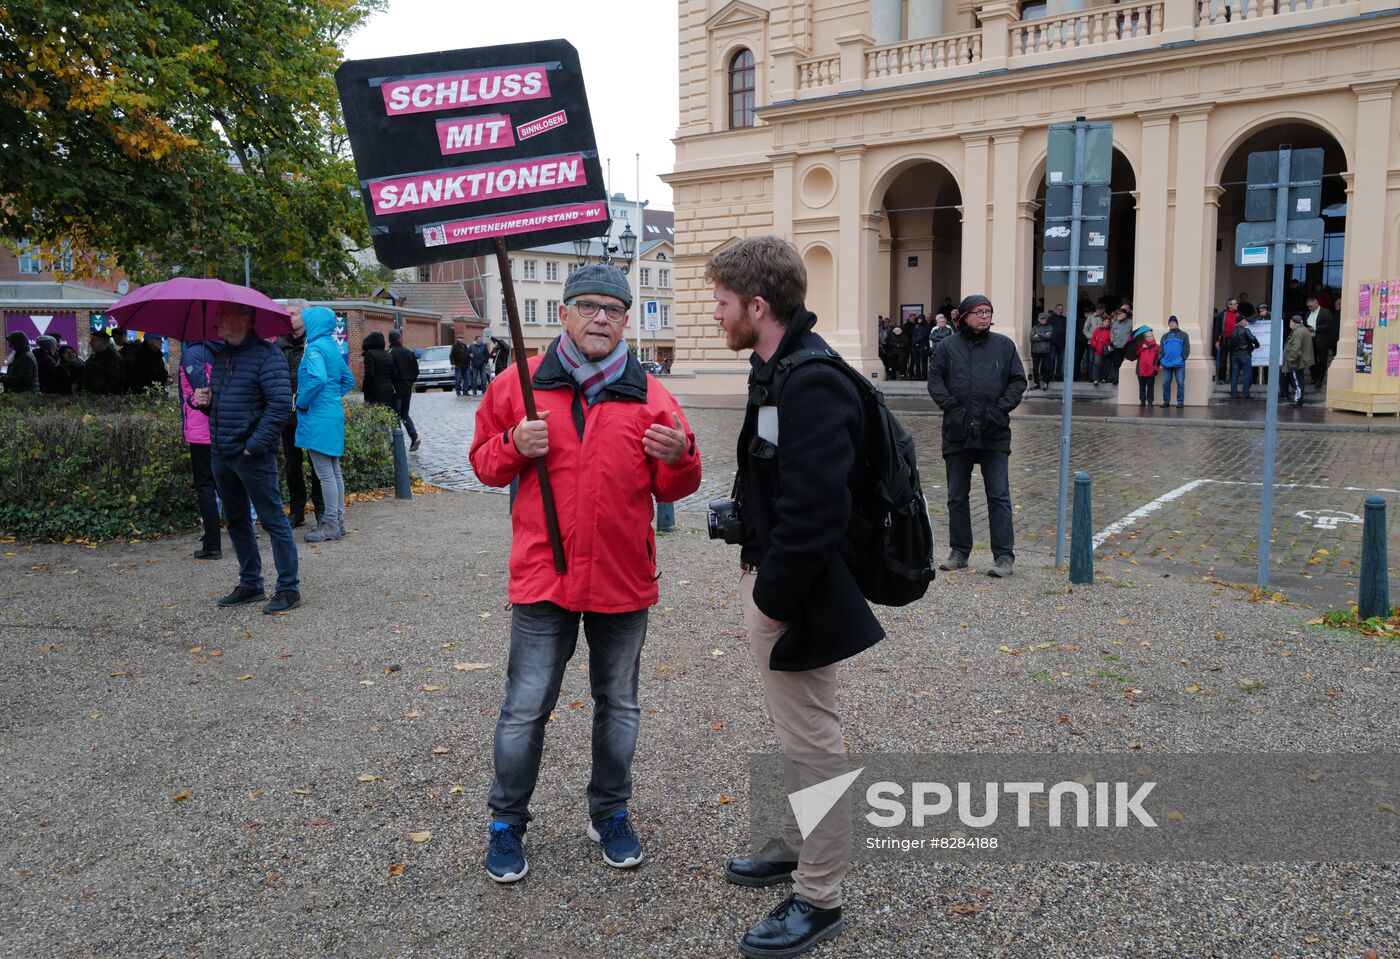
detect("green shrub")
[0,393,396,542]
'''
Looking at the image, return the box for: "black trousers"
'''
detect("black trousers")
[394,388,419,441]
[280,414,323,515]
[944,448,1015,562]
[188,442,222,553]
[1032,352,1054,387]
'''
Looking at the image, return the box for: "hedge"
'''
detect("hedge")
[0,392,400,542]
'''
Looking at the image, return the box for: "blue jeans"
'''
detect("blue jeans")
[470,366,488,393]
[488,602,648,826]
[1161,366,1185,405]
[1230,354,1253,398]
[454,367,470,395]
[212,450,299,594]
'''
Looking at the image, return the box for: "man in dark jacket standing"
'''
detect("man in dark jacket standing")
[449,336,470,396]
[387,330,421,451]
[1304,295,1338,387]
[275,300,323,527]
[467,334,490,395]
[82,330,126,395]
[190,303,300,614]
[927,293,1027,577]
[708,236,881,959]
[3,331,38,393]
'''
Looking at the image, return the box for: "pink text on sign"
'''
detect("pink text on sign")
[516,109,568,142]
[368,154,586,215]
[436,114,515,155]
[380,65,551,116]
[421,201,608,247]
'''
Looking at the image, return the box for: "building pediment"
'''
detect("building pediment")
[705,0,768,29]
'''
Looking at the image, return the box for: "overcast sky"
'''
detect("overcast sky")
[343,0,680,210]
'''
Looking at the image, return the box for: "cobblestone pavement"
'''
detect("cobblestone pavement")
[407,390,1400,606]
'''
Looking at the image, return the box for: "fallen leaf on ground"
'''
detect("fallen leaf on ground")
[450,785,465,795]
[432,746,451,755]
[1166,811,1184,821]
[949,904,982,916]
[388,863,406,877]
[408,831,432,843]
[421,684,443,692]
[357,774,379,783]
[170,791,191,803]
[235,674,253,682]
[294,788,312,796]
[712,722,727,730]
[568,700,583,710]
[248,788,262,801]
[1185,684,1203,693]
[453,662,492,672]
[718,794,734,805]
[405,710,422,719]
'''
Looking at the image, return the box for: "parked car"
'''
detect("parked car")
[414,345,455,392]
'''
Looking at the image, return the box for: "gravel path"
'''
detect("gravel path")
[2,491,1396,958]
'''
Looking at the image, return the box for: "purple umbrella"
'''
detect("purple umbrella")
[106,278,292,342]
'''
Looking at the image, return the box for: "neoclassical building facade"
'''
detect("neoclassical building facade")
[665,0,1400,405]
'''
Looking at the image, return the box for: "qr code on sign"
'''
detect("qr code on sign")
[423,225,447,247]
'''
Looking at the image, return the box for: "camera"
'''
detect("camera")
[707,498,744,545]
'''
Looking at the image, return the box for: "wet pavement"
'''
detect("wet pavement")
[405,389,1399,607]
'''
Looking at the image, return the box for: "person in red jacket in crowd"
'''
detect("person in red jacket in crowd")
[469,263,702,885]
[1089,315,1113,385]
[1135,330,1161,408]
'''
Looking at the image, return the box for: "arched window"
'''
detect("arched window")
[728,49,755,130]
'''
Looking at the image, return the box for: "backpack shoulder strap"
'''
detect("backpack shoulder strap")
[773,348,877,402]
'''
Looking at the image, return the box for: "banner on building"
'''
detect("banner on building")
[336,40,609,269]
[5,313,80,349]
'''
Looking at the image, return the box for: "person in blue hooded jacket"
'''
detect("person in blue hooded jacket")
[295,306,356,542]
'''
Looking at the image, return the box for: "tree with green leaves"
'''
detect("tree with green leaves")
[0,0,387,297]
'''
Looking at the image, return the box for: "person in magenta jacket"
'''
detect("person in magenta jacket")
[179,340,222,560]
[468,264,702,885]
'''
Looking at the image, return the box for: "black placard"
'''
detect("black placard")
[336,40,610,269]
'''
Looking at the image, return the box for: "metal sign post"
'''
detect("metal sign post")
[1234,146,1324,588]
[1044,118,1113,567]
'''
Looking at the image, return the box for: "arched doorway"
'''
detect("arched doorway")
[1029,148,1137,383]
[1211,122,1348,403]
[879,161,963,329]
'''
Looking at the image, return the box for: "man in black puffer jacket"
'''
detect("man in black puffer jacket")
[190,302,300,614]
[927,293,1027,577]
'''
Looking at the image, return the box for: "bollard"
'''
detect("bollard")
[392,427,412,500]
[1358,494,1389,619]
[655,500,676,533]
[1069,472,1093,585]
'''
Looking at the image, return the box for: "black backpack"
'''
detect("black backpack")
[773,348,935,607]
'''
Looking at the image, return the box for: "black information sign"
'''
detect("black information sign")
[336,40,610,269]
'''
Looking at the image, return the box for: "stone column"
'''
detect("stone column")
[990,130,1025,344]
[870,0,902,45]
[961,135,992,300]
[1136,112,1173,329]
[977,1,1020,71]
[769,151,799,241]
[1169,108,1214,406]
[835,146,882,378]
[1339,82,1397,388]
[909,0,942,39]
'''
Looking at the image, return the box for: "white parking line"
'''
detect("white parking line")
[1092,478,1400,548]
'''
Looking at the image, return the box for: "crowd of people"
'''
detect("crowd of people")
[1,326,171,396]
[449,332,510,396]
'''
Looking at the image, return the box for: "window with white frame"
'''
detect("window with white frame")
[640,267,652,286]
[50,241,73,274]
[525,299,538,324]
[523,259,537,280]
[659,268,670,288]
[546,299,560,324]
[509,258,516,278]
[661,305,671,328]
[546,260,559,282]
[16,239,40,274]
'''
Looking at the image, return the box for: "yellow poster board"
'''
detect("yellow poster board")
[1327,279,1400,416]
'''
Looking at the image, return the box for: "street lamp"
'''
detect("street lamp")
[572,238,591,267]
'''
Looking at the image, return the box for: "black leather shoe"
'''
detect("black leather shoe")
[740,894,843,958]
[193,549,222,560]
[289,507,306,528]
[263,590,302,615]
[218,585,265,607]
[725,838,797,887]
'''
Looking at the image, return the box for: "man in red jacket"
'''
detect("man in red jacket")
[469,263,702,884]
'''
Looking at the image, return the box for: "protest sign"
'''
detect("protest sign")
[336,40,610,269]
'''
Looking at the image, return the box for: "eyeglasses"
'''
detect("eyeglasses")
[968,307,994,318]
[568,299,627,323]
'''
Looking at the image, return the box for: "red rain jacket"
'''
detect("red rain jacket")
[470,343,702,613]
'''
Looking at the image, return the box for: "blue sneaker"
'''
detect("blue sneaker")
[485,821,528,883]
[586,811,644,868]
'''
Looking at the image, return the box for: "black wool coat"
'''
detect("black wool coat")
[736,308,885,672]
